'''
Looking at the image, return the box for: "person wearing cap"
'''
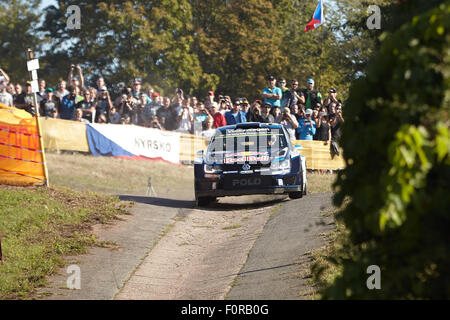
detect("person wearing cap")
[302,78,322,110]
[225,100,247,125]
[316,111,331,144]
[40,88,60,118]
[260,102,275,123]
[262,75,282,108]
[297,109,316,141]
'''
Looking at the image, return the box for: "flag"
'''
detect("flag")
[305,0,325,32]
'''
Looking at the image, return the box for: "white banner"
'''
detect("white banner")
[89,124,181,164]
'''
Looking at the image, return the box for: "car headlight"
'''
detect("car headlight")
[270,158,291,172]
[204,164,222,173]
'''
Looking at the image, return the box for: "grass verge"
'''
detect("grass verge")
[302,204,348,299]
[0,185,130,299]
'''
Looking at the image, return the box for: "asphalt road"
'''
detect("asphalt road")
[39,192,334,300]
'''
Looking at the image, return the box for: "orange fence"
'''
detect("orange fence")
[0,104,46,186]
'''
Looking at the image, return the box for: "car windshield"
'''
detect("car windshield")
[206,127,288,163]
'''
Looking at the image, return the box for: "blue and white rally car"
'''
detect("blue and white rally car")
[194,122,307,206]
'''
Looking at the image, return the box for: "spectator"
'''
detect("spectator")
[241,98,250,115]
[205,90,215,109]
[54,79,69,100]
[260,102,275,123]
[157,97,177,130]
[191,96,198,108]
[175,98,194,133]
[13,83,25,108]
[246,101,264,123]
[93,86,113,122]
[0,68,10,84]
[316,111,331,144]
[120,114,131,125]
[36,79,47,103]
[0,79,13,107]
[290,104,304,123]
[323,88,338,114]
[225,100,247,125]
[149,116,164,130]
[285,79,305,108]
[135,93,153,126]
[74,108,89,123]
[278,78,291,110]
[297,109,316,140]
[68,65,85,90]
[202,117,216,138]
[94,77,105,98]
[40,88,60,118]
[271,105,281,120]
[211,102,226,129]
[262,75,282,107]
[117,92,135,118]
[108,106,121,124]
[302,78,322,110]
[60,86,78,120]
[132,79,150,103]
[193,102,210,135]
[330,105,344,142]
[73,85,84,103]
[277,108,298,141]
[76,89,95,122]
[97,113,108,123]
[7,83,15,96]
[21,82,36,115]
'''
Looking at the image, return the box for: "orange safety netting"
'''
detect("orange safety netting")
[0,103,46,186]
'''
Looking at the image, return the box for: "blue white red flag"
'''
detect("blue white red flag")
[305,0,325,32]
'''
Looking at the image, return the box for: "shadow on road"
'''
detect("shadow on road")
[118,194,288,212]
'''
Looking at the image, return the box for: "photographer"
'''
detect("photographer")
[193,102,210,135]
[277,108,298,141]
[94,86,114,122]
[68,64,85,91]
[330,105,344,142]
[175,98,194,133]
[246,101,264,123]
[323,88,339,113]
[297,109,316,141]
[117,92,136,118]
[60,85,78,120]
[149,116,163,130]
[316,111,331,145]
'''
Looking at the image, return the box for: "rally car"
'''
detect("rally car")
[194,122,307,206]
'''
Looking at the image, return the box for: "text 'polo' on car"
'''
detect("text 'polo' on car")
[194,122,308,206]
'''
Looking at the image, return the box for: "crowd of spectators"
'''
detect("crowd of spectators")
[0,66,344,143]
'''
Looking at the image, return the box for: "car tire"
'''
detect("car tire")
[196,196,216,207]
[289,191,303,199]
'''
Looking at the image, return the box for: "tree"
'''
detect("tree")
[0,0,43,83]
[40,0,217,94]
[316,2,450,299]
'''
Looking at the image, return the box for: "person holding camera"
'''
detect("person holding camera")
[60,85,78,120]
[149,115,163,130]
[68,64,85,92]
[117,91,136,117]
[94,86,114,122]
[246,101,264,123]
[323,88,338,113]
[175,98,194,133]
[297,109,317,141]
[316,111,331,145]
[277,107,299,141]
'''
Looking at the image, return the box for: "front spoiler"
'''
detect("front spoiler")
[195,185,301,198]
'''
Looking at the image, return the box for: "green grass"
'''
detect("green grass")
[222,224,242,230]
[46,152,194,198]
[306,172,336,194]
[0,185,129,299]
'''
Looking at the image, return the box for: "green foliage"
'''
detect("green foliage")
[0,0,43,83]
[319,2,450,299]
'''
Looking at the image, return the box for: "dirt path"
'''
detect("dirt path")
[114,196,286,300]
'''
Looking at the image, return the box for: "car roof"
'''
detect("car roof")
[217,122,283,133]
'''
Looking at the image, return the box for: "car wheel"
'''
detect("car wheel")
[289,191,303,199]
[196,196,216,207]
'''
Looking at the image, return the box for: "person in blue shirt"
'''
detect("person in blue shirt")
[297,109,316,140]
[59,86,77,120]
[225,100,247,125]
[261,75,282,107]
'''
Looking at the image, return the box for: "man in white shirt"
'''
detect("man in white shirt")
[175,98,193,133]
